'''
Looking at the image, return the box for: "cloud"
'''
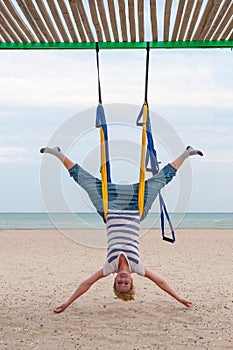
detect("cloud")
[0,157,33,163]
[0,50,97,108]
[0,146,33,163]
[1,49,232,110]
[0,146,26,154]
[149,50,233,108]
[0,157,12,163]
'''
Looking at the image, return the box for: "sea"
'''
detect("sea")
[0,212,233,230]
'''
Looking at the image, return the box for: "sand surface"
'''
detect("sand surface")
[0,229,232,350]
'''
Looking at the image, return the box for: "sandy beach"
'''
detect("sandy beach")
[0,229,232,350]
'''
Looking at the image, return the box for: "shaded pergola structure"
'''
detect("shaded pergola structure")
[0,0,232,50]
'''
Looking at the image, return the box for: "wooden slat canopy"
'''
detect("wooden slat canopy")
[0,0,232,49]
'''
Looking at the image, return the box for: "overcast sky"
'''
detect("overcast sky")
[0,47,232,213]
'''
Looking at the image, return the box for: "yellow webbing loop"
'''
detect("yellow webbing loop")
[138,103,148,218]
[100,126,108,220]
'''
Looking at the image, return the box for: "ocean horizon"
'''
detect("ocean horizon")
[0,212,233,230]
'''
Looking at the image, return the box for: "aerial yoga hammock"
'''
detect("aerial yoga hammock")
[95,42,176,242]
[40,44,203,311]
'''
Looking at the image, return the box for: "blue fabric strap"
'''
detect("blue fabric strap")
[96,103,111,183]
[146,123,160,174]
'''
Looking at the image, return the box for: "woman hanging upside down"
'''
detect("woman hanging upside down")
[40,145,203,313]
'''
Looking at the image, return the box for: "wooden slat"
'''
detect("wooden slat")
[46,0,70,42]
[171,0,186,41]
[74,0,94,42]
[220,18,233,39]
[193,0,214,40]
[24,0,54,42]
[96,0,111,41]
[35,0,61,41]
[0,1,29,42]
[15,0,45,42]
[4,0,36,42]
[107,0,119,42]
[164,0,173,41]
[212,3,233,40]
[118,0,128,41]
[87,0,103,41]
[185,0,204,40]
[0,24,12,42]
[69,2,86,41]
[205,0,231,40]
[0,13,20,42]
[128,0,136,41]
[229,27,233,40]
[138,0,144,41]
[57,1,78,42]
[150,0,158,41]
[178,0,195,41]
[199,0,223,40]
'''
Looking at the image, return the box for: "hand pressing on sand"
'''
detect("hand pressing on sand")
[179,299,193,308]
[54,304,67,314]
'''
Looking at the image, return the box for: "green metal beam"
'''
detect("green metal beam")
[0,40,232,50]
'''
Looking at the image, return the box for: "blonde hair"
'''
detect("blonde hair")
[113,281,135,301]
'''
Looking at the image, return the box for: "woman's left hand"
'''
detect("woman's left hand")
[54,304,67,314]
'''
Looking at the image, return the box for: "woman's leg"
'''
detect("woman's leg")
[40,147,75,170]
[171,146,203,170]
[142,146,203,220]
[40,146,104,218]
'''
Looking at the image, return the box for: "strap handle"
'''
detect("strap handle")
[159,193,176,243]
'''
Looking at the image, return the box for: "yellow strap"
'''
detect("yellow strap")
[138,103,148,218]
[100,126,108,220]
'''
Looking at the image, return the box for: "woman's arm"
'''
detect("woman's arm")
[144,269,192,307]
[54,269,105,313]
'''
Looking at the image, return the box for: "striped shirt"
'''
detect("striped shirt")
[103,210,145,276]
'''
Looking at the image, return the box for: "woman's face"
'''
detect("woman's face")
[115,271,132,293]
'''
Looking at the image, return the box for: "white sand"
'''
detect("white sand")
[0,229,232,350]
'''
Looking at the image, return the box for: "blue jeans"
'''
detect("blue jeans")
[69,163,176,222]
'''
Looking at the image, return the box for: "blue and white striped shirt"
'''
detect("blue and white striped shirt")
[103,210,145,276]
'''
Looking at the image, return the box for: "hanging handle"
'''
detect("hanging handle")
[163,237,175,243]
[159,193,176,243]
